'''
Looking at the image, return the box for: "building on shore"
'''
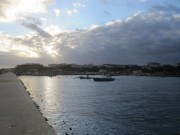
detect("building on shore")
[147,62,161,67]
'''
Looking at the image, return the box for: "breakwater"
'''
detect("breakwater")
[0,73,56,135]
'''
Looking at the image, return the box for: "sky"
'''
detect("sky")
[0,0,180,68]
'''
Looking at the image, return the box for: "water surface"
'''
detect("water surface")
[20,76,180,135]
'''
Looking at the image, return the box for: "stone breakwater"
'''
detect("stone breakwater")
[0,73,56,135]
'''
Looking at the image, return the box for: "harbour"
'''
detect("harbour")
[20,75,180,135]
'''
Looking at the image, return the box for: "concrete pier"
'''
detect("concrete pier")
[0,73,56,135]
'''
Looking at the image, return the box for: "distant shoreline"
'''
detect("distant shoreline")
[16,73,180,77]
[1,62,180,77]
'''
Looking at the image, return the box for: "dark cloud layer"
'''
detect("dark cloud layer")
[53,11,180,64]
[152,3,180,13]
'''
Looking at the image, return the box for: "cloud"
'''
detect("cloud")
[73,2,85,8]
[44,25,69,36]
[66,9,78,16]
[0,0,52,22]
[1,8,180,66]
[0,31,59,60]
[54,8,61,17]
[103,10,111,16]
[64,2,85,16]
[151,3,180,13]
[22,22,51,38]
[23,16,45,25]
[0,33,41,58]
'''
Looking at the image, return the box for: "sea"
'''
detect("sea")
[19,75,180,135]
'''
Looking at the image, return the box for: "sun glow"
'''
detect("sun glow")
[43,46,59,58]
[12,45,40,58]
[16,51,39,58]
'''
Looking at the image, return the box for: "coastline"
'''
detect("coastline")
[0,73,57,135]
[17,73,180,77]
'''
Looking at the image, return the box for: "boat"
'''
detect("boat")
[93,76,115,82]
[79,75,91,79]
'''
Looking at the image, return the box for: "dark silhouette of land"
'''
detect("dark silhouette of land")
[1,62,180,77]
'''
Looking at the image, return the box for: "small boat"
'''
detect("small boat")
[79,75,91,79]
[93,76,115,82]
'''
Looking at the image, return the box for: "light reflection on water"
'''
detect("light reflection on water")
[19,76,180,135]
[43,77,58,112]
